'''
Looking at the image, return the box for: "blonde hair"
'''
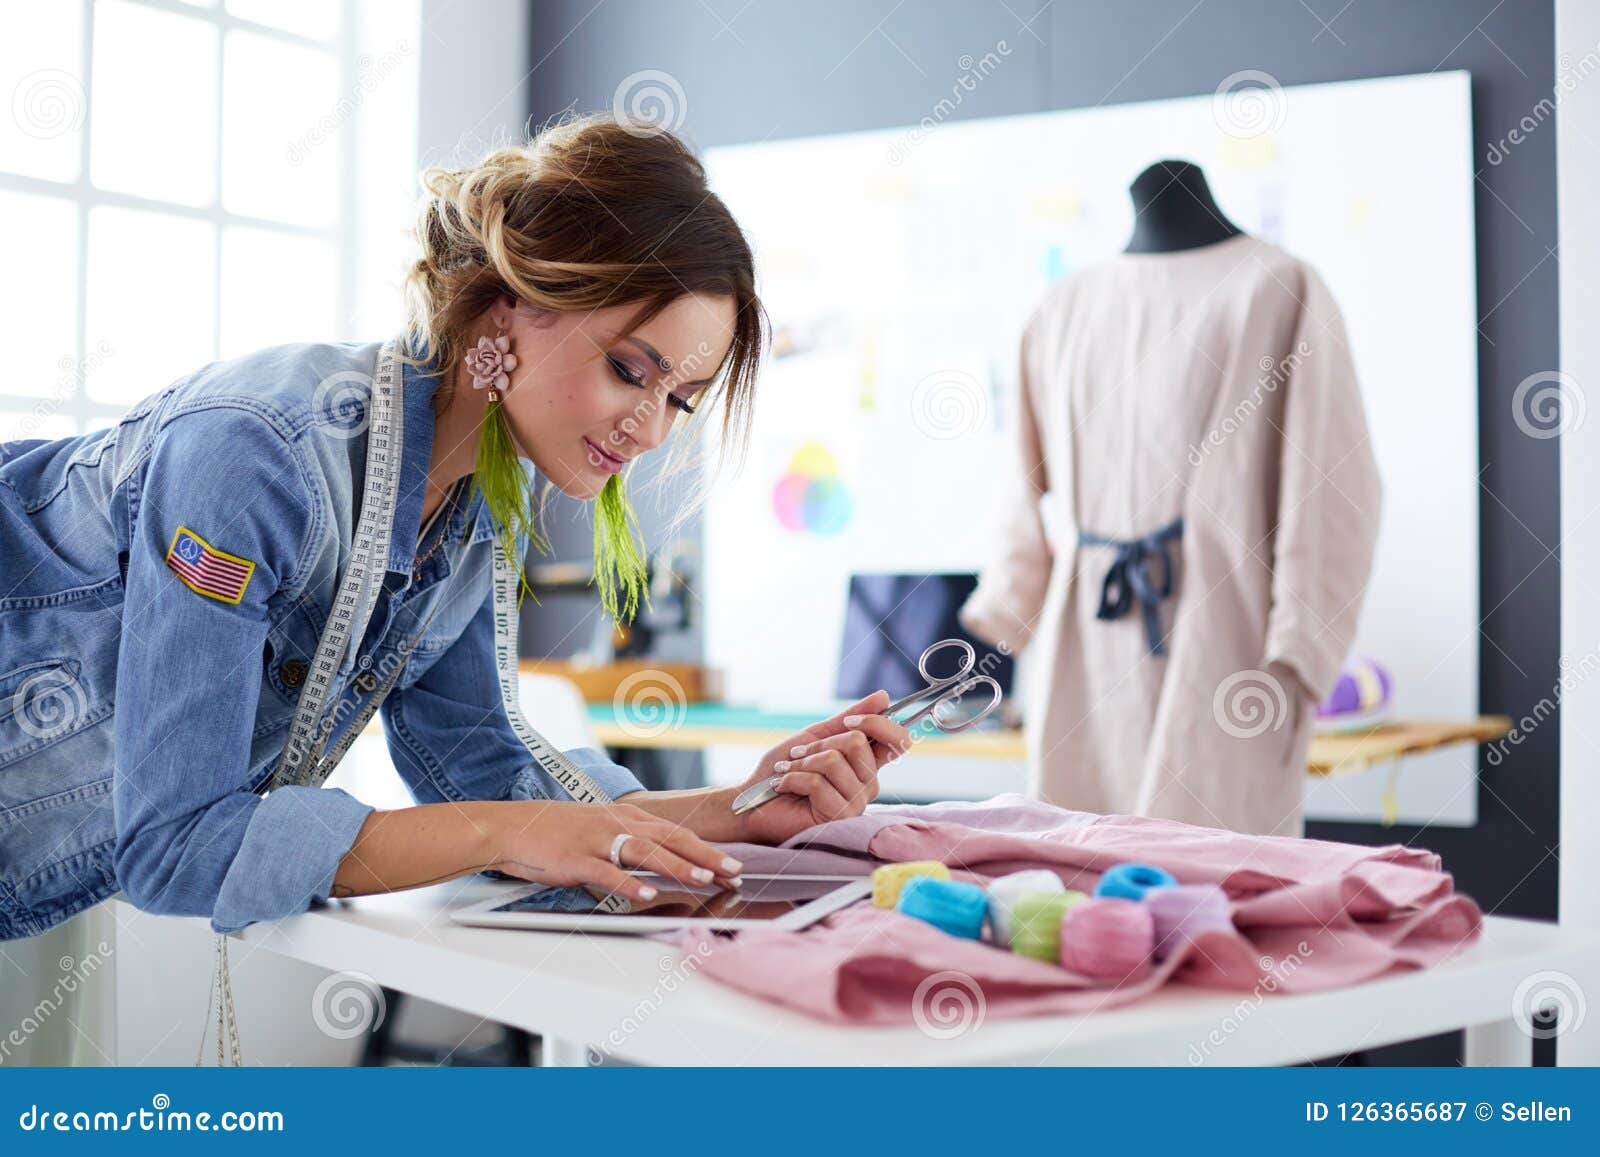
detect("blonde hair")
[401,114,767,471]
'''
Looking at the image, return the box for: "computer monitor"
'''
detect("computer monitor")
[835,573,1014,707]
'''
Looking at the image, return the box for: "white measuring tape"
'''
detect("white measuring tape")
[207,339,628,1064]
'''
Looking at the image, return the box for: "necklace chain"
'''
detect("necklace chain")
[412,480,459,577]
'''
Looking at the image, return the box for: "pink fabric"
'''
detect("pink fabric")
[688,796,1481,1025]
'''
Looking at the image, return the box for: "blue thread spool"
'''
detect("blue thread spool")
[896,877,989,940]
[1094,862,1177,902]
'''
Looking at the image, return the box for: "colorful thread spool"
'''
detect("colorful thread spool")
[1145,883,1233,960]
[1059,898,1155,980]
[896,877,989,940]
[1094,862,1176,902]
[872,860,950,909]
[986,869,1066,948]
[1008,890,1088,962]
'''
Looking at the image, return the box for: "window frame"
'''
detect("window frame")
[0,0,370,434]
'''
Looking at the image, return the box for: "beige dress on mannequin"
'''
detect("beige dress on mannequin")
[960,234,1381,836]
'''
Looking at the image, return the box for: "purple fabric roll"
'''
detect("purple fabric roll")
[1145,883,1233,961]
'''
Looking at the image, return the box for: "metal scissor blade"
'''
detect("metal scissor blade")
[731,776,783,815]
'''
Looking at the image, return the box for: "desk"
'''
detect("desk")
[587,704,1511,778]
[218,879,1600,1066]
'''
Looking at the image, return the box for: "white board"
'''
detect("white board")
[702,71,1480,826]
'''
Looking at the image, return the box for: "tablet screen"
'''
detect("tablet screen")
[487,874,861,922]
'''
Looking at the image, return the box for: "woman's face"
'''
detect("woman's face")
[485,292,737,500]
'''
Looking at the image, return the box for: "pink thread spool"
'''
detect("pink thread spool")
[1145,883,1232,961]
[1059,898,1154,980]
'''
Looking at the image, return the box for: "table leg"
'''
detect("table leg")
[1464,1018,1532,1066]
[538,1035,594,1067]
[1557,1004,1600,1065]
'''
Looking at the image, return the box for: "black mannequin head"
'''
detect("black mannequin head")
[1124,160,1243,254]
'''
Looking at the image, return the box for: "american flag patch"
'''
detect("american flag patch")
[165,526,255,605]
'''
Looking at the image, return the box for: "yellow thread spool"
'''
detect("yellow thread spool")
[872,861,951,909]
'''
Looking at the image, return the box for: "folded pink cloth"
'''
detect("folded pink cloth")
[687,795,1481,1025]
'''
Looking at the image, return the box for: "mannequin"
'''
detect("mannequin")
[1123,160,1242,254]
[962,160,1382,836]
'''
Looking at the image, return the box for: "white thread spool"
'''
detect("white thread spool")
[985,869,1066,948]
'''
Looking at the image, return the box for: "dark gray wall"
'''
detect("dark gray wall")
[521,0,1561,1054]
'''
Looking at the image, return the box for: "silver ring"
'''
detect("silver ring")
[608,832,633,869]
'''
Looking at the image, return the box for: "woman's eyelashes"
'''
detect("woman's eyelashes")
[606,355,645,387]
[607,355,697,414]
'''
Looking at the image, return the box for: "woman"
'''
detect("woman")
[0,115,909,941]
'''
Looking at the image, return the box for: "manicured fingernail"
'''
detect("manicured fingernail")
[843,715,863,727]
[722,857,743,874]
[692,867,713,883]
[727,876,743,889]
[789,745,806,758]
[639,885,657,900]
[774,760,790,771]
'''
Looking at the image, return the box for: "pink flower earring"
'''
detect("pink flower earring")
[465,323,517,402]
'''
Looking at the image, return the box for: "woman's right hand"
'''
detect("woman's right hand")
[488,801,743,904]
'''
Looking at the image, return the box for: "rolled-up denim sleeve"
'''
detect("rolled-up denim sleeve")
[112,407,374,934]
[381,592,646,806]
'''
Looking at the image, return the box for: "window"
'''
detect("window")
[0,0,420,439]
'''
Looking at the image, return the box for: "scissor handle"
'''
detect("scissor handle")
[729,639,1002,815]
[918,637,977,685]
[918,674,1004,732]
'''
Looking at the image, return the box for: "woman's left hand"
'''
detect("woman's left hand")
[732,690,913,845]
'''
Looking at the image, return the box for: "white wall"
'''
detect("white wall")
[417,0,531,168]
[1558,0,1600,933]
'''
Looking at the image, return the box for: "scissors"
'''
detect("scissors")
[730,638,1004,815]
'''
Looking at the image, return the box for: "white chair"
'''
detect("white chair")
[515,672,599,751]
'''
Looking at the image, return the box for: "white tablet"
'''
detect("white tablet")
[450,873,871,934]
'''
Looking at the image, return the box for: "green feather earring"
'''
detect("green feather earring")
[472,395,547,596]
[465,325,649,623]
[466,329,547,597]
[591,473,651,624]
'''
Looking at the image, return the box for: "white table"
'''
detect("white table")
[223,877,1600,1066]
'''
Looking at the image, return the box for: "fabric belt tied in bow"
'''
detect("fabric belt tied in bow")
[1077,517,1184,657]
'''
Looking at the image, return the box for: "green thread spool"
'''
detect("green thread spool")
[1009,890,1088,962]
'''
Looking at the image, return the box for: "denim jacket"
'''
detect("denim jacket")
[0,340,642,941]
